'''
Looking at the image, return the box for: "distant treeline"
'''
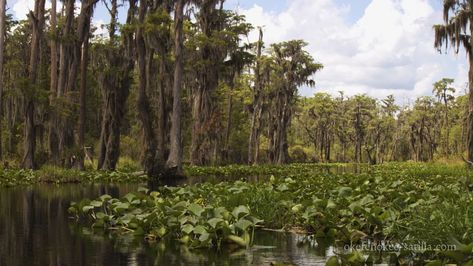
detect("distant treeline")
[292,82,464,164]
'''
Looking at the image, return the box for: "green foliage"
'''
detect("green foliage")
[0,168,37,186]
[293,81,466,164]
[67,162,473,263]
[117,156,142,172]
[288,145,312,162]
[69,187,262,249]
[0,165,147,187]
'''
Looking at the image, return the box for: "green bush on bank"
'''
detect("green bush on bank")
[0,165,147,187]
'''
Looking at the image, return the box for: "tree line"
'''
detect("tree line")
[0,0,322,176]
[0,0,471,177]
[293,80,466,164]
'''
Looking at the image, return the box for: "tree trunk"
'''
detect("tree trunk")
[22,0,46,169]
[276,91,290,164]
[190,89,212,165]
[97,0,135,171]
[325,134,331,162]
[190,1,221,166]
[48,0,59,163]
[77,26,90,170]
[248,28,263,165]
[156,51,167,164]
[56,0,74,164]
[0,0,6,160]
[268,107,277,163]
[467,50,473,163]
[62,0,96,168]
[467,22,473,164]
[136,0,159,176]
[223,77,235,163]
[166,0,185,174]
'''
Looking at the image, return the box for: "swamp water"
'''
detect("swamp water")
[0,184,330,266]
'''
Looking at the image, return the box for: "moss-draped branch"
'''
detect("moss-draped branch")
[434,0,472,55]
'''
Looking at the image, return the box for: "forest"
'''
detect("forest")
[0,0,472,265]
[0,0,468,172]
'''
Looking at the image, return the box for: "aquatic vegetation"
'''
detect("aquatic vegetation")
[0,168,38,186]
[69,187,262,249]
[69,162,473,264]
[2,162,472,263]
[185,163,352,179]
[0,166,147,187]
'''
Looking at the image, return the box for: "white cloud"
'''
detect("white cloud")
[238,0,468,101]
[92,18,108,38]
[12,0,63,20]
[12,0,107,38]
[12,0,36,19]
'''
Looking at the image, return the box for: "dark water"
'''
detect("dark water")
[0,184,329,266]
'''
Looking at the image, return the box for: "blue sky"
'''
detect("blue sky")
[8,0,467,103]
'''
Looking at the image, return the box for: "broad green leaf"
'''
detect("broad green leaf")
[124,193,136,203]
[181,224,194,234]
[99,194,112,201]
[82,205,94,212]
[95,212,107,219]
[188,203,204,217]
[232,206,250,219]
[276,183,289,192]
[137,187,149,194]
[235,219,253,231]
[199,232,210,242]
[173,201,188,209]
[227,235,247,247]
[114,202,130,211]
[193,225,207,235]
[157,227,167,238]
[338,187,352,197]
[90,200,103,207]
[208,218,224,228]
[326,199,336,209]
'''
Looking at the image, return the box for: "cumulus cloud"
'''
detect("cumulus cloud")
[238,0,468,100]
[12,0,36,19]
[12,0,63,20]
[10,0,468,101]
[92,18,108,38]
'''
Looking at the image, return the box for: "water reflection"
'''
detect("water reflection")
[0,184,328,266]
[0,184,140,266]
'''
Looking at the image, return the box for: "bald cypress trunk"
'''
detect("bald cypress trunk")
[97,0,135,171]
[166,0,186,174]
[136,0,160,176]
[248,29,263,165]
[190,0,221,166]
[68,0,97,169]
[22,0,46,169]
[78,25,90,170]
[0,0,6,160]
[56,0,74,165]
[48,0,59,163]
[466,19,473,163]
[276,90,290,164]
